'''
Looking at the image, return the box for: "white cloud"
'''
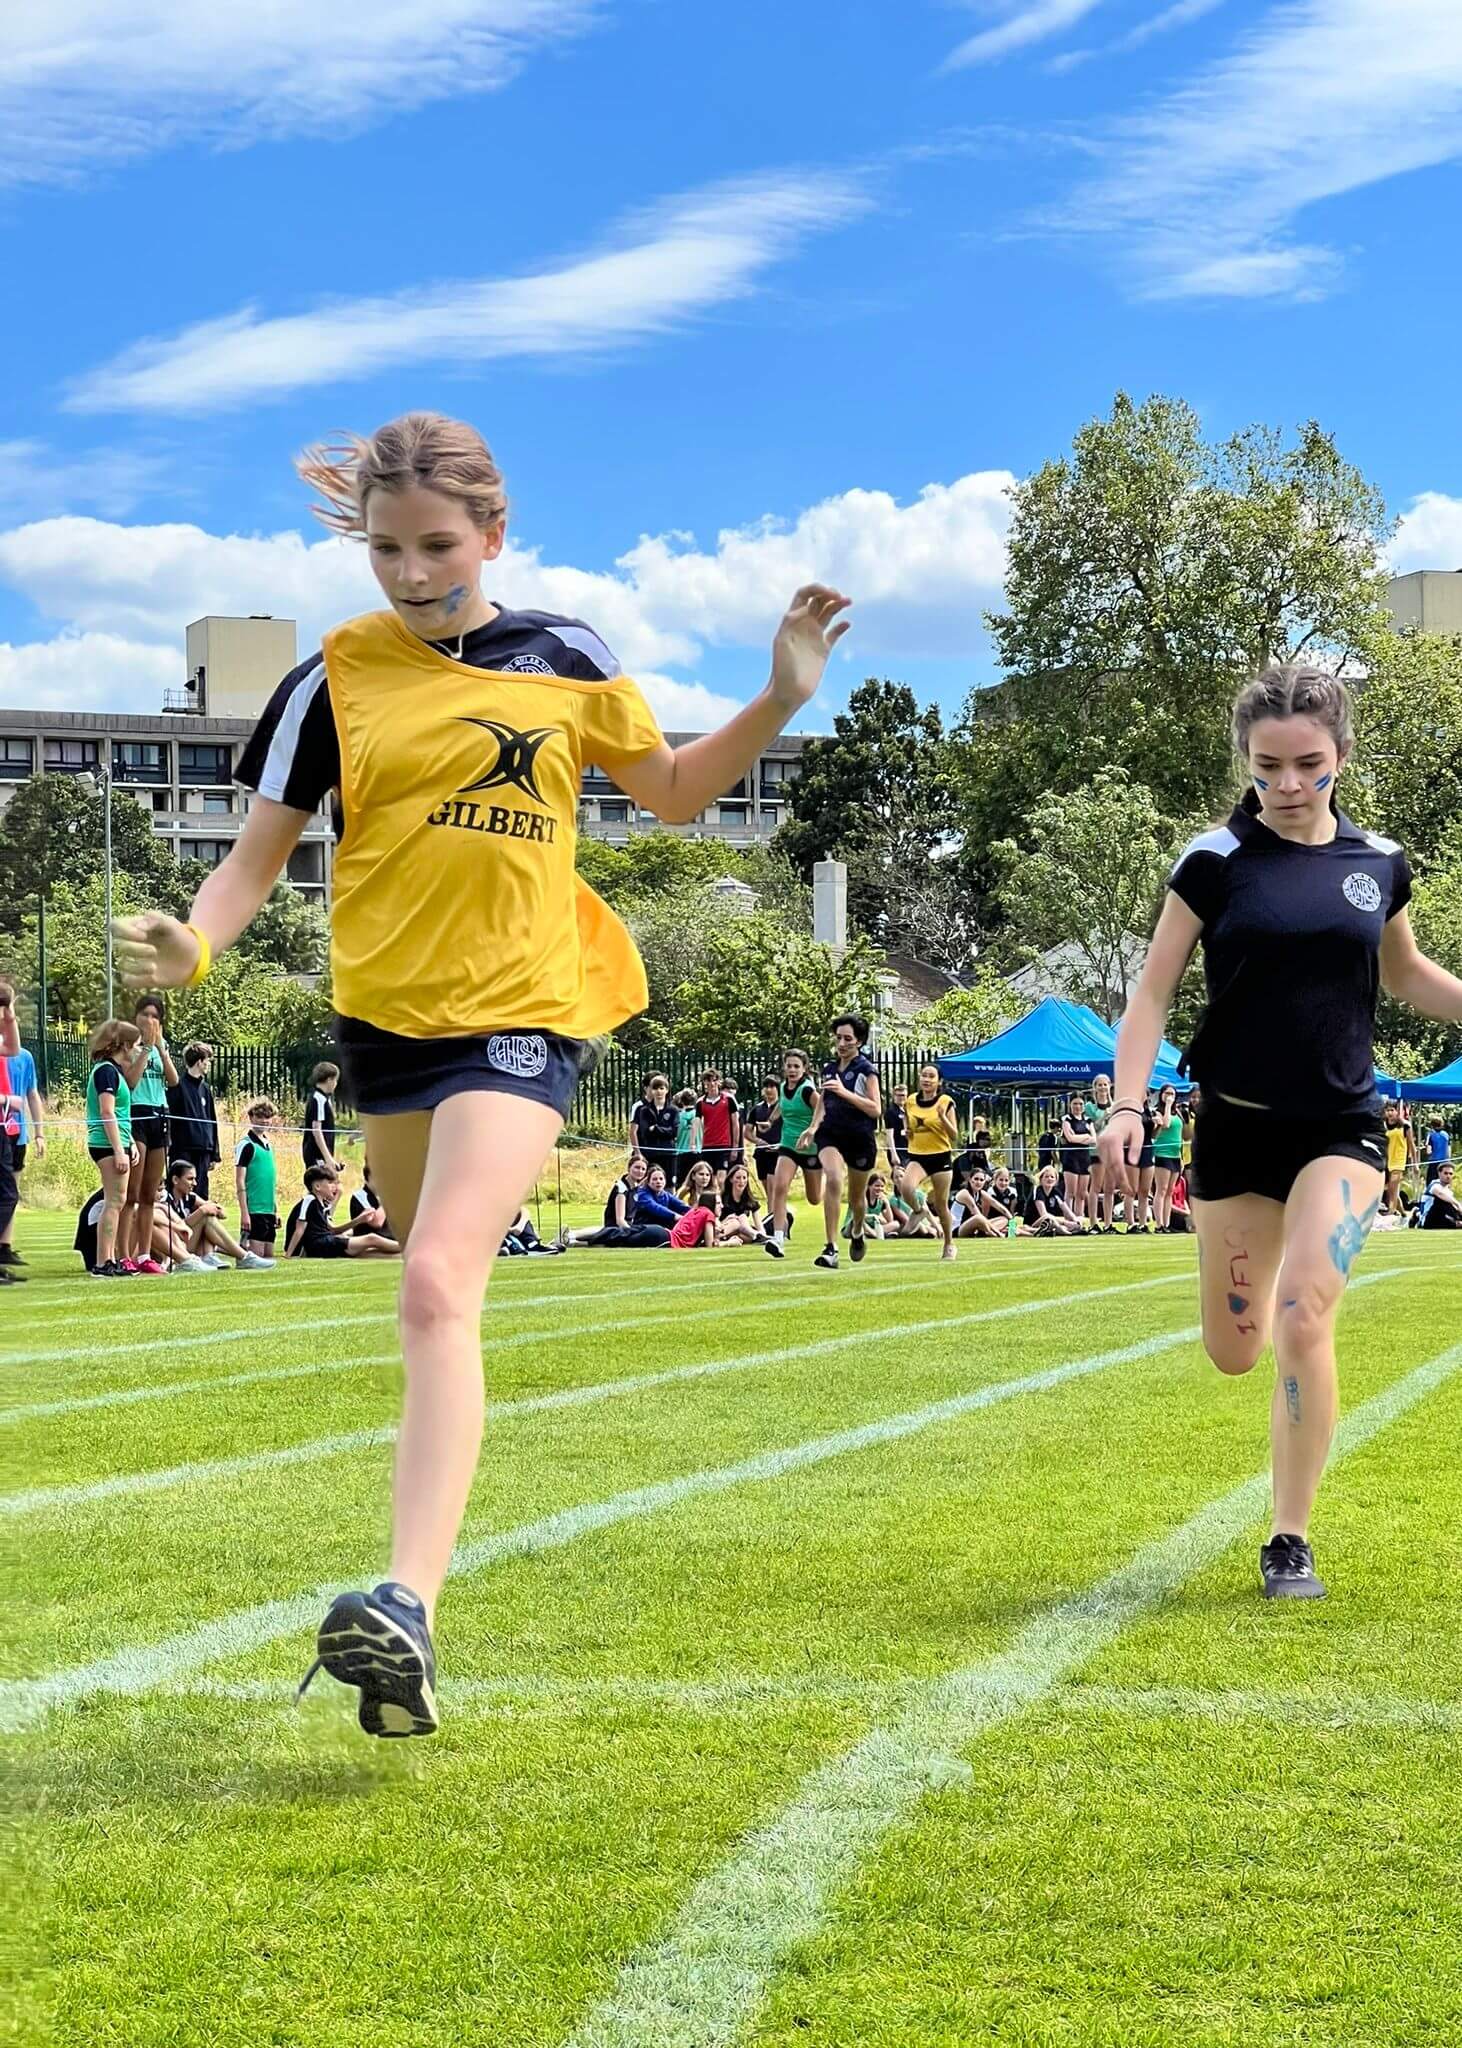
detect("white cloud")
[0,1,598,186]
[1054,0,1462,299]
[0,633,177,712]
[0,470,1016,717]
[67,175,874,415]
[943,1,1106,70]
[0,442,176,521]
[1389,494,1462,575]
[1049,0,1225,73]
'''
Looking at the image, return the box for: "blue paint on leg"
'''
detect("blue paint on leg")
[1283,1374,1301,1424]
[1328,1177,1380,1279]
[1228,1293,1248,1314]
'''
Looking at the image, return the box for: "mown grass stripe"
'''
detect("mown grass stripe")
[1063,1681,1462,1736]
[0,1315,1200,1733]
[558,1319,1460,2048]
[0,1272,1192,1509]
[0,1268,1187,1429]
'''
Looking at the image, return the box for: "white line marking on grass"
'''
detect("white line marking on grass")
[1062,1681,1462,1737]
[0,1268,1185,1429]
[169,1672,914,1716]
[557,1318,1461,2048]
[0,1273,1192,1503]
[0,1315,1201,1732]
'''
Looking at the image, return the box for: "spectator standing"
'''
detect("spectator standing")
[1085,1073,1117,1233]
[1150,1083,1184,1231]
[85,1019,146,1279]
[1424,1115,1450,1174]
[1059,1092,1093,1221]
[167,1042,221,1200]
[1382,1103,1409,1214]
[0,980,43,1276]
[673,1088,700,1184]
[629,1074,679,1187]
[694,1069,741,1185]
[747,1077,783,1207]
[235,1100,282,1256]
[884,1083,910,1180]
[121,997,177,1272]
[303,1062,342,1172]
[1036,1114,1060,1179]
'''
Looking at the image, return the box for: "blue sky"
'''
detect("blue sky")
[2,0,1461,730]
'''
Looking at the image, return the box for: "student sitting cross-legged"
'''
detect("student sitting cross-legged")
[287,1164,400,1259]
[158,1158,275,1270]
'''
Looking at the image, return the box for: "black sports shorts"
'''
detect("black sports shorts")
[131,1105,169,1155]
[1060,1147,1089,1178]
[904,1150,953,1178]
[247,1212,279,1245]
[818,1127,879,1174]
[337,1016,594,1121]
[1188,1095,1387,1206]
[753,1146,780,1186]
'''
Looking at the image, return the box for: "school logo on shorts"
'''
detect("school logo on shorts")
[486,1033,549,1079]
[500,654,556,675]
[1342,871,1383,913]
[457,719,556,804]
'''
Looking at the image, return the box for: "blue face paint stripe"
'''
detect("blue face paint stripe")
[1314,773,1332,791]
[1253,777,1269,790]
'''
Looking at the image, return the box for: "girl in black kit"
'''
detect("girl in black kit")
[1105,667,1462,1600]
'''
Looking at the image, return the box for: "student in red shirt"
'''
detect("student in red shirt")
[694,1069,740,1186]
[669,1194,718,1248]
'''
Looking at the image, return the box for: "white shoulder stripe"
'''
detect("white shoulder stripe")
[1172,825,1239,869]
[546,623,620,677]
[1362,828,1401,855]
[256,658,327,804]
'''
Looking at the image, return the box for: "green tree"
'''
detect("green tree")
[6,871,146,1022]
[0,772,193,913]
[958,394,1392,850]
[163,948,334,1046]
[577,829,746,911]
[775,678,954,939]
[883,969,1019,1053]
[234,881,329,976]
[990,771,1184,1022]
[1347,631,1462,871]
[668,917,886,1053]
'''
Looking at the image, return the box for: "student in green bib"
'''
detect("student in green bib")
[235,1098,282,1254]
[1085,1072,1119,1233]
[1150,1082,1185,1231]
[763,1047,823,1258]
[119,996,180,1270]
[85,1018,146,1278]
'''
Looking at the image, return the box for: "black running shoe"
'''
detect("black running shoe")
[849,1231,867,1263]
[1260,1533,1327,1601]
[299,1581,440,1736]
[0,1266,23,1284]
[763,1233,785,1259]
[814,1245,839,1270]
[0,1245,25,1266]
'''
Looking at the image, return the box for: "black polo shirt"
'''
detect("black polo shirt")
[1169,792,1411,1118]
[819,1053,878,1136]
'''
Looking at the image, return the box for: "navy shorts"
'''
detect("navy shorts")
[336,1016,594,1121]
[131,1105,169,1155]
[247,1212,279,1246]
[1189,1096,1386,1206]
[819,1127,878,1175]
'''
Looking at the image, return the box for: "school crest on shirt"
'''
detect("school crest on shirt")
[500,654,556,675]
[1342,871,1383,913]
[486,1033,548,1079]
[458,719,557,804]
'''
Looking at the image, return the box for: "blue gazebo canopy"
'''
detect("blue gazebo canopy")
[936,996,1192,1092]
[1397,1055,1462,1103]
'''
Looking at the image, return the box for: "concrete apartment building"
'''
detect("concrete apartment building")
[0,616,809,907]
[1385,570,1462,636]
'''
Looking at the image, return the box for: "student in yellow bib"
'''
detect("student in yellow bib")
[113,411,852,1740]
[901,1062,960,1261]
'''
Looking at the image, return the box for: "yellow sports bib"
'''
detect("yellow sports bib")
[325,611,663,1039]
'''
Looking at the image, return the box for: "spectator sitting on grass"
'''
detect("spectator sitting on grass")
[716,1160,763,1245]
[286,1165,399,1260]
[158,1159,274,1271]
[1023,1167,1083,1236]
[348,1156,390,1237]
[1416,1161,1461,1230]
[678,1157,716,1206]
[982,1167,1019,1234]
[633,1162,689,1231]
[669,1187,719,1249]
[555,1156,671,1249]
[952,1170,1005,1240]
[501,1206,563,1255]
[842,1171,894,1240]
[166,1041,221,1200]
[889,1183,938,1238]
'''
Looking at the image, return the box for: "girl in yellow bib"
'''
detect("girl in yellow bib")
[901,1061,960,1261]
[113,412,851,1739]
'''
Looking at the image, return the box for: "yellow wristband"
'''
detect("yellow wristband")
[183,924,213,987]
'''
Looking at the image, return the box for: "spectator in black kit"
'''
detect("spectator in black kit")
[166,1042,221,1199]
[747,1077,783,1205]
[158,1160,274,1270]
[303,1062,342,1172]
[716,1160,763,1245]
[1417,1161,1461,1229]
[556,1155,672,1249]
[629,1073,680,1186]
[348,1156,390,1236]
[287,1164,398,1259]
[1024,1166,1084,1236]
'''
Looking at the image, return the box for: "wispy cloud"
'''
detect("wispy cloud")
[943,0,1107,70]
[65,174,874,415]
[0,442,177,521]
[1048,0,1225,74]
[0,1,599,187]
[1054,0,1462,299]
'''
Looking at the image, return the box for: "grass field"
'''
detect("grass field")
[5,1206,1461,2047]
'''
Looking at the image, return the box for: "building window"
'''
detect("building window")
[760,757,798,797]
[180,838,233,868]
[718,802,749,826]
[759,805,780,828]
[598,801,630,824]
[287,843,325,885]
[0,737,34,780]
[178,742,231,784]
[43,738,100,772]
[201,792,232,815]
[112,740,170,784]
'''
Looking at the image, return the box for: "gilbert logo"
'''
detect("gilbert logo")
[486,1033,548,1079]
[458,719,556,804]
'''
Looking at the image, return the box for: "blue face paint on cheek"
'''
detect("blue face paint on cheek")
[1253,776,1269,791]
[1314,773,1332,791]
[442,584,469,616]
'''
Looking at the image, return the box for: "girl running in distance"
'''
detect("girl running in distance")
[112,410,851,1737]
[1103,664,1462,1601]
[900,1062,959,1261]
[764,1048,822,1258]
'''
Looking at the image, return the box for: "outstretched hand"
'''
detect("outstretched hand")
[769,585,851,711]
[1098,1112,1142,1178]
[111,914,202,992]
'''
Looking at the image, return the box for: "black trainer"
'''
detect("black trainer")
[299,1581,440,1736]
[849,1231,867,1264]
[1260,1533,1327,1601]
[0,1245,25,1266]
[814,1245,839,1270]
[0,1266,24,1284]
[763,1233,785,1259]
